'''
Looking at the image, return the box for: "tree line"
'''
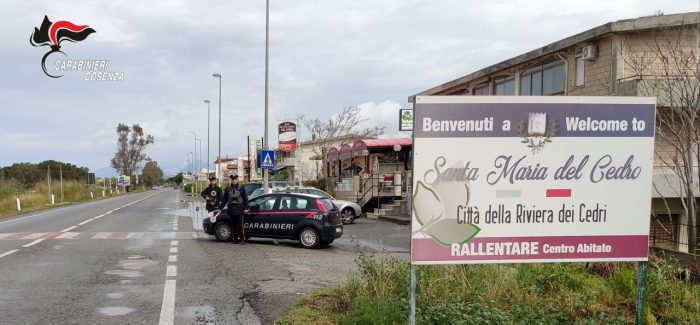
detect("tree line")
[0,160,89,186]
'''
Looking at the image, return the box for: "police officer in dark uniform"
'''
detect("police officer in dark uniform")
[201,176,223,213]
[219,175,249,244]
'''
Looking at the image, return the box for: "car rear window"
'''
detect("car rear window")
[318,198,334,211]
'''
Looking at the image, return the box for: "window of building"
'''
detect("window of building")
[494,77,515,95]
[519,61,565,95]
[575,55,585,86]
[473,83,489,95]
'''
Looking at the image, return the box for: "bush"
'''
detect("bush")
[303,178,327,191]
[280,248,700,325]
[339,297,405,325]
[183,183,193,193]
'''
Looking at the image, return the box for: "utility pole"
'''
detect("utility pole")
[47,166,51,203]
[212,73,222,179]
[263,0,270,192]
[205,99,211,177]
[59,165,64,203]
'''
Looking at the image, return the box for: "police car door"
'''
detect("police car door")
[245,195,277,237]
[275,195,310,237]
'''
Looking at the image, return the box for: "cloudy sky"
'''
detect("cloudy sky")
[1,0,697,176]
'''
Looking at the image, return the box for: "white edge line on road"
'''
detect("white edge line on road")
[158,279,176,325]
[169,247,178,253]
[171,240,178,246]
[166,265,177,277]
[0,192,160,226]
[22,239,44,248]
[0,249,20,258]
[168,255,177,262]
[60,226,78,232]
[78,219,94,226]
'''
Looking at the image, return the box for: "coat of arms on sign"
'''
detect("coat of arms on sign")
[528,112,547,136]
[517,112,558,155]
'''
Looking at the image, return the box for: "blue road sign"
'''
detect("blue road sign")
[260,150,275,169]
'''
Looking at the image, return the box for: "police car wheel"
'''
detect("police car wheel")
[299,227,320,249]
[214,222,233,242]
[341,208,355,224]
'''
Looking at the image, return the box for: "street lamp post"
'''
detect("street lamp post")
[196,138,202,184]
[204,99,211,177]
[212,73,222,180]
[263,0,270,192]
[393,144,402,171]
[191,131,198,194]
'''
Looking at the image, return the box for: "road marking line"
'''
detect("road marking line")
[166,265,177,277]
[0,249,20,258]
[22,239,44,248]
[169,247,178,253]
[60,226,78,232]
[0,233,17,239]
[126,232,144,239]
[78,219,94,226]
[56,232,80,239]
[171,227,178,231]
[158,279,176,325]
[168,255,177,262]
[91,232,111,239]
[171,240,178,246]
[20,233,47,240]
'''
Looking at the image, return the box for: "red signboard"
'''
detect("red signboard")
[278,122,297,152]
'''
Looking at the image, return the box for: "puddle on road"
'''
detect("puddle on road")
[106,292,125,299]
[175,208,193,217]
[98,306,134,316]
[119,259,158,269]
[105,270,143,278]
[105,257,159,278]
[178,305,216,324]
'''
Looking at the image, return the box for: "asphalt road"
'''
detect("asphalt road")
[0,188,410,324]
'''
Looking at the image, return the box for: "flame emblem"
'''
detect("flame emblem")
[30,16,96,78]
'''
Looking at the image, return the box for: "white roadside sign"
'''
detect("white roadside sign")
[411,96,656,265]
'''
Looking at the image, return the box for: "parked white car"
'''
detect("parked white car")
[249,186,362,224]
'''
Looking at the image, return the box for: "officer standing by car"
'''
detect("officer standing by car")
[219,175,248,244]
[201,176,223,213]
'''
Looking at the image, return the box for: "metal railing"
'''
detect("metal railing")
[356,176,382,210]
[649,220,700,254]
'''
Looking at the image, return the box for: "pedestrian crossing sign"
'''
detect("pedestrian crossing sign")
[260,150,275,169]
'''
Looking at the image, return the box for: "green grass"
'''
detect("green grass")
[278,250,700,325]
[0,180,143,218]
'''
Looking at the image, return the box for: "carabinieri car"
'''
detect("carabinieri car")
[203,192,343,248]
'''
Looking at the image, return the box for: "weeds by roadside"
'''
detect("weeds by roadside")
[0,180,142,217]
[278,244,700,325]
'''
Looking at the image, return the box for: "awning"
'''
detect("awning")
[339,143,353,161]
[352,137,412,156]
[326,147,339,162]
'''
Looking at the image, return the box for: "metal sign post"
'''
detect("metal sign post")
[635,261,649,325]
[408,101,416,325]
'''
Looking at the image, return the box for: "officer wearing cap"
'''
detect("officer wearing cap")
[201,176,223,213]
[219,175,249,244]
